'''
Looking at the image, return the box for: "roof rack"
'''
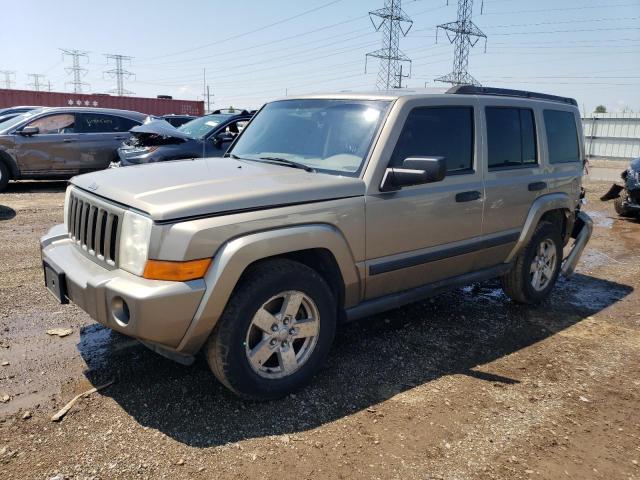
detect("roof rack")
[447,85,577,106]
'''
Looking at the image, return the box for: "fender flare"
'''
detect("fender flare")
[176,224,361,354]
[0,150,19,178]
[505,193,574,263]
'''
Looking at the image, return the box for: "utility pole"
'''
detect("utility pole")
[27,73,48,92]
[206,86,213,113]
[60,49,90,93]
[104,54,134,96]
[0,70,15,89]
[365,0,413,90]
[435,0,487,86]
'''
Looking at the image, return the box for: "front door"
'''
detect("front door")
[365,101,484,299]
[14,113,79,174]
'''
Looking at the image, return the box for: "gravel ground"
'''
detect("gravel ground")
[0,180,639,480]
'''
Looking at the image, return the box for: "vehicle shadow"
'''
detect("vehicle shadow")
[0,205,16,220]
[79,272,632,448]
[3,180,68,193]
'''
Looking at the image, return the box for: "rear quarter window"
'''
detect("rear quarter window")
[543,110,580,163]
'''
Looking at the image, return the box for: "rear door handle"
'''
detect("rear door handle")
[528,181,547,191]
[114,136,127,140]
[455,190,482,202]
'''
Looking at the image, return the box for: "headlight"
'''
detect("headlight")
[63,186,72,232]
[119,211,153,276]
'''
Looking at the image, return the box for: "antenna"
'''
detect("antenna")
[365,0,413,90]
[103,54,135,96]
[0,70,15,89]
[435,0,487,86]
[27,73,48,92]
[60,49,90,93]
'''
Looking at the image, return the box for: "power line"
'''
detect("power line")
[0,70,15,89]
[436,0,487,86]
[366,0,414,90]
[103,54,134,96]
[60,49,90,94]
[141,0,345,61]
[27,73,49,92]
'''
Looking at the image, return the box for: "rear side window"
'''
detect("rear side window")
[544,110,580,163]
[76,113,137,133]
[486,107,537,169]
[390,106,474,173]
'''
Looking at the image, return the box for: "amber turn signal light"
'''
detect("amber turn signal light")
[143,258,211,281]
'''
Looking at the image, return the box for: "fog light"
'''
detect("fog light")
[111,296,130,326]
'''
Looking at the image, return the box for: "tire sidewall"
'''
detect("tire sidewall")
[0,162,9,192]
[215,264,336,399]
[519,223,562,302]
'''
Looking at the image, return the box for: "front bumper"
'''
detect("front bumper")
[40,224,206,352]
[560,211,593,277]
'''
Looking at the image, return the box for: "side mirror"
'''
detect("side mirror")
[380,156,446,192]
[19,126,39,136]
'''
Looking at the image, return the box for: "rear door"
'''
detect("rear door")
[13,113,79,174]
[75,113,140,170]
[477,99,547,269]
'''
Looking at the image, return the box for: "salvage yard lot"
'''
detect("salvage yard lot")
[1,180,639,480]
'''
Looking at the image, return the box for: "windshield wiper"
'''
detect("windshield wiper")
[258,156,315,172]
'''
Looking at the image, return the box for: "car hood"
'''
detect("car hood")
[129,119,194,141]
[71,157,365,222]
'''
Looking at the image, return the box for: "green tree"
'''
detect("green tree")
[594,105,607,113]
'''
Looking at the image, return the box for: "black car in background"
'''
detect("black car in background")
[0,107,145,191]
[161,114,197,127]
[116,110,253,166]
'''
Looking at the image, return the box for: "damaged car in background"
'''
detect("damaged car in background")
[114,110,253,167]
[600,157,640,217]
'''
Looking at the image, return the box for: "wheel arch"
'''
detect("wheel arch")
[176,224,361,354]
[0,150,19,178]
[505,193,574,263]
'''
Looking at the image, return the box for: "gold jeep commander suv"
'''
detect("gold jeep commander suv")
[40,86,593,400]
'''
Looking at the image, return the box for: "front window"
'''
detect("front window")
[230,99,390,175]
[26,114,75,134]
[177,114,232,139]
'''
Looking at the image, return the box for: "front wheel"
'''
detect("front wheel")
[614,196,634,217]
[0,162,9,192]
[501,221,562,304]
[205,259,336,400]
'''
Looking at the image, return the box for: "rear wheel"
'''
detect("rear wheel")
[0,162,9,192]
[501,221,562,304]
[205,259,336,400]
[614,196,634,217]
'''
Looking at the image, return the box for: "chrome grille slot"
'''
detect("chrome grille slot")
[66,189,123,268]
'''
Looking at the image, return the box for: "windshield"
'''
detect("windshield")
[177,114,231,139]
[230,99,389,175]
[0,109,44,133]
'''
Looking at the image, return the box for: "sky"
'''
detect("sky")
[1,0,639,114]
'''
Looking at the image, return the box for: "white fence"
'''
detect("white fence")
[582,113,640,161]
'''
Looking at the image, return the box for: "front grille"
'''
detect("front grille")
[67,190,122,267]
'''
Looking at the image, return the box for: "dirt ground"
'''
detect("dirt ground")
[0,179,639,480]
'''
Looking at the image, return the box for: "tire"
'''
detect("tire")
[614,196,633,217]
[501,221,562,304]
[0,161,9,192]
[205,258,336,400]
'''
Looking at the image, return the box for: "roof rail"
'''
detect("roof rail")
[447,85,578,106]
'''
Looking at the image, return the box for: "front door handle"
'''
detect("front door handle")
[455,190,481,202]
[114,136,127,140]
[528,181,547,191]
[62,138,77,143]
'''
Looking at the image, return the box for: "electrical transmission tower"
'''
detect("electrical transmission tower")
[0,70,15,89]
[435,0,487,86]
[27,74,48,92]
[60,49,90,93]
[365,0,413,90]
[103,54,134,96]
